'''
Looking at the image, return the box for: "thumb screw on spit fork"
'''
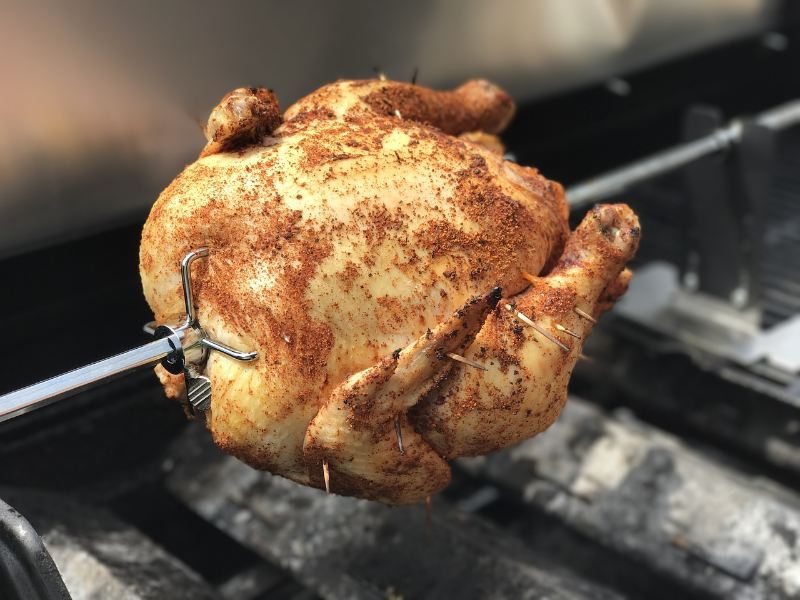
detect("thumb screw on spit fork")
[185,365,212,412]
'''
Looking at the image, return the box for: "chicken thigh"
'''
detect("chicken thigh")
[140,78,639,505]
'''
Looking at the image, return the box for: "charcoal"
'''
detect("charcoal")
[458,397,800,600]
[165,421,623,600]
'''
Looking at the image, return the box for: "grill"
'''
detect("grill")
[3,10,800,600]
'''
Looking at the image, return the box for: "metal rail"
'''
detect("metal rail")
[565,99,800,208]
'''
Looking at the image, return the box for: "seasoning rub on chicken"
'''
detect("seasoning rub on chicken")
[140,78,640,505]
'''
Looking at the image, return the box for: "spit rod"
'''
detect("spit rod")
[565,99,800,208]
[0,331,183,423]
[0,248,258,425]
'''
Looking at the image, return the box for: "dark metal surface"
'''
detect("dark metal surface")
[0,1,776,259]
[1,488,220,600]
[0,223,154,397]
[0,497,71,600]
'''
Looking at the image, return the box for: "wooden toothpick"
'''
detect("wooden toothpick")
[446,352,488,371]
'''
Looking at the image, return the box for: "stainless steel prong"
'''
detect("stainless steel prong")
[181,247,210,327]
[0,247,257,424]
[200,338,258,361]
[175,248,256,416]
[179,248,257,362]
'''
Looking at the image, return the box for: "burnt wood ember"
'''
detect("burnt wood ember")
[165,421,623,600]
[458,397,800,599]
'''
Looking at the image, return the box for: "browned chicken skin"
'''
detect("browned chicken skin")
[140,78,640,505]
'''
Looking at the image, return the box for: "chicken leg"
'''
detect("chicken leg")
[303,206,637,504]
[410,204,640,459]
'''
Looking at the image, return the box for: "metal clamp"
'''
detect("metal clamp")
[148,247,258,414]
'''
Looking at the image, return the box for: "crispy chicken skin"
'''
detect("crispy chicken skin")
[140,78,639,505]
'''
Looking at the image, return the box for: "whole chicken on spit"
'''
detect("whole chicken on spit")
[140,78,640,505]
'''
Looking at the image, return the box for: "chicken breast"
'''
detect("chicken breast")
[140,78,639,505]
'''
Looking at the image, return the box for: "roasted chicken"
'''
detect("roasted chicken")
[140,78,640,505]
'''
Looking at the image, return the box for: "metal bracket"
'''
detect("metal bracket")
[159,247,258,415]
[681,105,776,316]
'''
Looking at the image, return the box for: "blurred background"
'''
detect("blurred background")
[0,0,779,257]
[2,1,800,599]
